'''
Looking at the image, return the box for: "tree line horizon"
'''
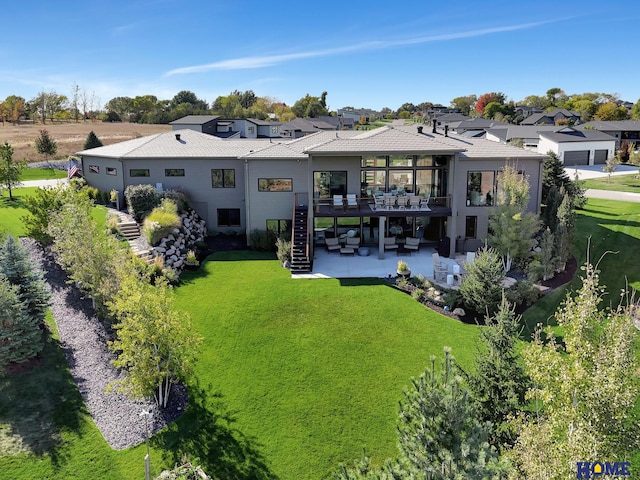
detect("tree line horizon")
[2,86,640,126]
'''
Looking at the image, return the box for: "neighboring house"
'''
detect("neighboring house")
[520,108,581,126]
[337,108,379,123]
[78,126,545,270]
[537,127,616,165]
[578,120,640,150]
[446,118,509,135]
[514,106,543,119]
[433,112,469,126]
[170,116,281,139]
[485,125,561,151]
[280,118,338,138]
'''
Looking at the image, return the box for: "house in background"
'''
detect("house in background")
[577,120,640,150]
[520,108,582,126]
[77,125,545,273]
[170,116,281,139]
[169,115,220,135]
[537,127,615,165]
[485,125,562,151]
[514,105,543,120]
[279,117,338,138]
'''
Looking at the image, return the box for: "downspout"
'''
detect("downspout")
[244,158,251,242]
[448,155,458,258]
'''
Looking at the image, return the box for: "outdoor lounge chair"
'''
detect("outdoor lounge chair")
[384,236,398,254]
[404,237,420,254]
[432,252,448,281]
[346,193,359,210]
[333,195,344,210]
[346,236,360,250]
[325,237,340,252]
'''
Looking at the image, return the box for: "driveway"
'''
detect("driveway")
[564,164,640,202]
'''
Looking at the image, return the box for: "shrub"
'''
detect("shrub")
[142,199,181,246]
[505,280,541,308]
[459,246,505,316]
[411,288,424,300]
[443,289,463,310]
[160,188,190,212]
[125,184,160,222]
[249,229,277,252]
[275,237,291,264]
[106,211,120,234]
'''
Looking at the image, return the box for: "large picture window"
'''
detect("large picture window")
[314,171,346,199]
[217,208,240,227]
[466,171,495,206]
[258,178,293,192]
[212,169,235,188]
[267,219,292,235]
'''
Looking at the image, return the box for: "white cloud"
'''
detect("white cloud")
[165,20,555,76]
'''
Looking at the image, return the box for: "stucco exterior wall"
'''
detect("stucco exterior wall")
[537,137,615,165]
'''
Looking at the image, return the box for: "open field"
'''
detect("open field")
[0,122,171,163]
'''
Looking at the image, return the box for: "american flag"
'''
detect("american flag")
[68,158,79,179]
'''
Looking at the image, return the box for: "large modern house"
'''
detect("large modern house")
[77,123,546,272]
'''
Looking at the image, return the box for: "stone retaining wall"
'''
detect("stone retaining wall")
[151,209,207,271]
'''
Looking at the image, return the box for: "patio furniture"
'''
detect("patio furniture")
[409,196,422,210]
[421,193,431,211]
[325,237,340,252]
[346,194,359,210]
[346,236,361,250]
[384,236,399,254]
[404,237,420,254]
[384,196,395,210]
[396,195,408,210]
[432,252,448,281]
[466,251,476,264]
[374,196,384,210]
[340,247,355,256]
[333,194,344,211]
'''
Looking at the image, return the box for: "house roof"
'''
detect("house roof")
[486,125,562,141]
[77,129,270,159]
[538,127,615,143]
[280,117,337,133]
[436,113,469,123]
[520,108,580,125]
[446,118,509,130]
[245,118,281,126]
[578,120,640,132]
[169,115,219,125]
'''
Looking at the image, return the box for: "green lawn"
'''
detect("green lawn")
[582,172,640,193]
[171,251,480,479]
[0,187,41,237]
[20,168,67,181]
[522,198,640,333]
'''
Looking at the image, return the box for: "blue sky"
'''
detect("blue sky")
[2,1,639,112]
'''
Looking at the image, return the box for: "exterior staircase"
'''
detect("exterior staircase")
[112,211,154,264]
[290,207,311,274]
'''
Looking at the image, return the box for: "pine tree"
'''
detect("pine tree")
[466,295,529,451]
[0,235,50,324]
[459,246,505,317]
[391,348,503,479]
[554,192,574,271]
[83,130,103,149]
[0,276,42,368]
[34,129,58,163]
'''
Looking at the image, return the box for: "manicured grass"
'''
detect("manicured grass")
[20,168,67,181]
[582,172,640,193]
[172,251,480,479]
[522,198,640,333]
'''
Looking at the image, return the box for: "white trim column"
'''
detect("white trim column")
[378,216,386,259]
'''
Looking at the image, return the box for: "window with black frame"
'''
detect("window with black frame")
[466,171,495,206]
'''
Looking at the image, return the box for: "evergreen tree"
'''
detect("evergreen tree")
[459,246,505,317]
[34,129,58,163]
[83,130,103,149]
[391,348,503,479]
[542,151,585,208]
[554,192,574,271]
[0,141,25,201]
[0,235,50,324]
[466,295,529,451]
[0,276,43,368]
[529,228,556,282]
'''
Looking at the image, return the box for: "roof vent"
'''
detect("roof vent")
[417,126,423,134]
[175,134,181,141]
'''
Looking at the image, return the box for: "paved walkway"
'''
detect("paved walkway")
[20,178,68,188]
[564,164,638,180]
[584,189,640,203]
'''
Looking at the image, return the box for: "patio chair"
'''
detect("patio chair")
[346,236,360,250]
[384,196,395,210]
[346,193,359,210]
[404,237,420,255]
[409,196,422,210]
[384,236,399,254]
[432,252,448,281]
[325,237,340,252]
[396,195,408,210]
[421,192,431,211]
[332,195,344,211]
[374,196,384,210]
[466,251,476,265]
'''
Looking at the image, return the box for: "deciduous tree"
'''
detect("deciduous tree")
[0,142,25,201]
[475,92,506,115]
[511,261,639,478]
[107,273,201,408]
[292,93,329,118]
[450,95,477,116]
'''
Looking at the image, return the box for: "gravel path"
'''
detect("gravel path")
[22,238,187,450]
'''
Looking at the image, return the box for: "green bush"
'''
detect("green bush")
[443,289,463,310]
[459,246,505,316]
[276,237,292,264]
[249,229,277,252]
[161,188,190,212]
[142,199,181,246]
[505,280,540,308]
[125,184,160,222]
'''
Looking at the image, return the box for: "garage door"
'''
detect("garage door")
[594,149,608,164]
[563,150,589,165]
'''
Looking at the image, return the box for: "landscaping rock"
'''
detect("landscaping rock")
[453,307,466,316]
